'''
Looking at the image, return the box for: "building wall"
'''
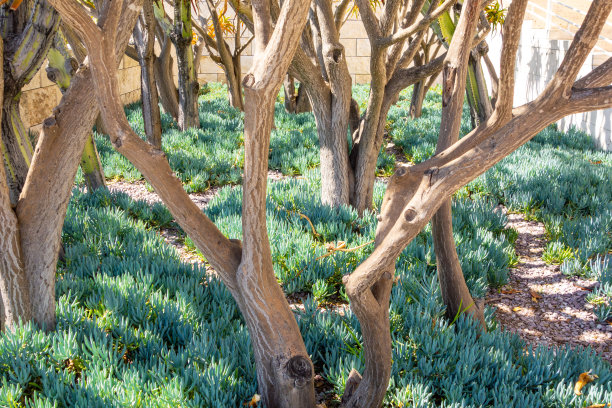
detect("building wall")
[20,55,142,133]
[486,0,612,150]
[20,3,612,150]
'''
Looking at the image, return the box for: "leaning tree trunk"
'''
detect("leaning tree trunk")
[432,0,485,326]
[46,42,107,192]
[55,0,314,404]
[171,0,199,130]
[134,1,162,148]
[1,0,60,205]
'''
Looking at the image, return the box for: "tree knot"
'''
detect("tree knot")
[286,355,312,389]
[403,208,417,222]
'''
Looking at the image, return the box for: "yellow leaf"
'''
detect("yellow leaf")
[574,370,598,395]
[586,404,610,408]
[512,306,522,312]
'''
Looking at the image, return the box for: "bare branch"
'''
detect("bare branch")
[574,57,612,88]
[354,0,382,40]
[333,0,351,30]
[377,0,457,48]
[48,0,101,45]
[492,0,527,121]
[543,0,612,98]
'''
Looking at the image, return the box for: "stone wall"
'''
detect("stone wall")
[20,55,142,133]
[194,15,373,86]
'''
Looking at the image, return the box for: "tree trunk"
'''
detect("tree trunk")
[284,75,310,114]
[135,1,163,148]
[0,0,59,205]
[0,97,32,203]
[410,80,426,118]
[80,135,106,191]
[15,1,142,331]
[171,0,200,130]
[46,43,107,192]
[154,36,180,122]
[432,0,485,326]
[0,37,31,331]
[240,81,315,407]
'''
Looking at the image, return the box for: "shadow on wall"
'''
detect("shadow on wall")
[519,34,611,151]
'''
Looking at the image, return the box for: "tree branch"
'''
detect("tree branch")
[542,0,612,99]
[376,0,457,48]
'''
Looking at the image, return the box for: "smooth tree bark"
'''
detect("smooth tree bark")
[431,0,486,326]
[170,0,200,129]
[1,0,59,205]
[134,0,163,148]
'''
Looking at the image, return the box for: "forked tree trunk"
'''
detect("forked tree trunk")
[12,1,143,331]
[171,0,199,130]
[240,79,315,407]
[54,0,314,405]
[205,0,244,111]
[154,36,180,121]
[135,0,163,148]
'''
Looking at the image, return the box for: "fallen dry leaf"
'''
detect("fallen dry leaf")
[245,394,261,407]
[501,287,520,294]
[585,404,610,408]
[530,289,542,303]
[573,283,593,292]
[574,370,598,395]
[512,306,522,312]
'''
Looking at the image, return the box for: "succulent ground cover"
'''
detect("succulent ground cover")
[2,85,611,407]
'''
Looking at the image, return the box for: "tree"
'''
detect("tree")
[1,0,59,204]
[45,36,107,191]
[170,0,200,129]
[134,0,163,148]
[200,0,251,110]
[0,0,141,331]
[3,0,612,407]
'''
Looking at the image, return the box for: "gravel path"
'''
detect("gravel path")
[108,177,612,364]
[486,213,612,363]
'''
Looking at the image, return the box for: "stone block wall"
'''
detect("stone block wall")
[20,55,142,133]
